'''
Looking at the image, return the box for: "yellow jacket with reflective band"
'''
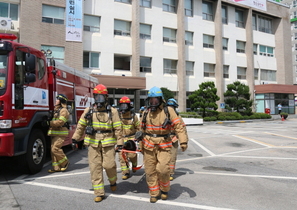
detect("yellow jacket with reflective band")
[120,111,140,142]
[140,104,188,151]
[72,106,124,148]
[48,104,69,137]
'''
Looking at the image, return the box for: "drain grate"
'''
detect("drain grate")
[203,166,237,172]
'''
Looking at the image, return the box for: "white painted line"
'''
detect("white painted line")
[232,135,273,147]
[216,155,297,160]
[23,181,236,210]
[190,138,216,156]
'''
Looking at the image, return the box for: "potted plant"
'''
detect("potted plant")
[280,112,288,120]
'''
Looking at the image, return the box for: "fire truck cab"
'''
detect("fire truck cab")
[0,33,98,174]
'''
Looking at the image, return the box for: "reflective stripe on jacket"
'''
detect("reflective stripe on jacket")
[48,105,69,137]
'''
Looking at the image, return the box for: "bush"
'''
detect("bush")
[203,116,217,121]
[179,112,202,118]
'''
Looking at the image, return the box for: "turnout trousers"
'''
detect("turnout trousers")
[119,152,137,175]
[143,147,171,197]
[169,141,178,175]
[88,144,117,196]
[51,136,68,171]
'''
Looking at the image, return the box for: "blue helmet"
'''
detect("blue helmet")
[148,86,163,98]
[167,98,178,107]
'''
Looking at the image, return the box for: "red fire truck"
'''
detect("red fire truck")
[0,33,98,174]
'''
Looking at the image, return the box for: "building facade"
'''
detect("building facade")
[0,0,293,112]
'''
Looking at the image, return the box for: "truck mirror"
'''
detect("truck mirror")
[25,72,36,83]
[25,53,36,73]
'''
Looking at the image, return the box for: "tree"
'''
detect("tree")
[188,81,220,118]
[161,87,174,102]
[224,81,253,115]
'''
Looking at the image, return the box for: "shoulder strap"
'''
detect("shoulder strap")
[164,106,170,119]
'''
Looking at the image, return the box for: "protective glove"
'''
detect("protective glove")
[180,143,188,152]
[134,131,143,141]
[72,139,78,151]
[41,120,50,127]
[115,145,123,152]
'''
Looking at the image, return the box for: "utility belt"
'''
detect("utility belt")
[96,130,112,134]
[145,133,170,138]
[123,133,136,137]
[170,132,176,135]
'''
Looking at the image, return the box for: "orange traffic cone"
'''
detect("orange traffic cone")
[281,115,285,121]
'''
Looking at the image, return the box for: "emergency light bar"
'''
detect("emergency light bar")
[0,33,17,41]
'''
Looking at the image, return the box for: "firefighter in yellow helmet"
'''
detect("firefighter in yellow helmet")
[118,96,141,180]
[44,94,70,173]
[140,87,188,203]
[71,84,123,202]
[166,98,188,181]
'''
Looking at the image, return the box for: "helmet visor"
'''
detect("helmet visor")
[94,94,106,103]
[148,97,161,107]
[119,103,129,112]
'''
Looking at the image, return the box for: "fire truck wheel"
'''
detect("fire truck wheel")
[25,129,46,174]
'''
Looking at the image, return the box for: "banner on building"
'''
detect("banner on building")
[232,0,267,11]
[66,0,82,42]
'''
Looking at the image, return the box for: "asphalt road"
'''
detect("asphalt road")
[1,117,297,210]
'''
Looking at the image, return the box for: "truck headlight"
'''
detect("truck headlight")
[0,120,12,128]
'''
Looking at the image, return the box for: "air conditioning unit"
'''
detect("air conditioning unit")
[0,18,12,30]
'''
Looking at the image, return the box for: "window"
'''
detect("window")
[140,57,152,73]
[237,67,246,79]
[185,31,193,45]
[258,16,272,34]
[114,55,130,71]
[253,44,258,55]
[204,63,215,77]
[84,15,100,32]
[163,59,177,74]
[114,19,131,36]
[295,44,297,51]
[295,33,297,40]
[235,9,244,28]
[202,1,214,21]
[115,0,131,3]
[254,69,259,80]
[236,41,245,53]
[294,22,297,30]
[140,0,151,8]
[261,69,276,81]
[41,45,65,62]
[294,0,297,8]
[83,52,99,68]
[37,58,45,80]
[0,2,18,20]
[296,55,297,62]
[203,34,214,48]
[252,14,257,30]
[185,0,193,17]
[163,0,177,13]
[186,61,194,76]
[42,5,64,24]
[259,45,274,57]
[222,38,228,50]
[163,28,177,43]
[140,24,151,39]
[222,6,227,24]
[223,65,229,78]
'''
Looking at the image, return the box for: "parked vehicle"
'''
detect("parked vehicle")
[0,33,98,174]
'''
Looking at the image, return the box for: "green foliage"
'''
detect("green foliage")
[179,112,202,118]
[224,81,253,115]
[188,81,220,118]
[203,116,217,121]
[161,87,174,102]
[280,112,288,116]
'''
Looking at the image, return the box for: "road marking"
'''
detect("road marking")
[233,135,274,147]
[264,132,297,140]
[190,138,216,156]
[22,181,236,210]
[216,155,297,160]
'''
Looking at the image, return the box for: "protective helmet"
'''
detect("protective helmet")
[123,140,137,151]
[93,84,108,94]
[93,84,108,107]
[119,96,131,113]
[119,96,131,104]
[167,98,178,107]
[56,94,67,104]
[147,86,163,111]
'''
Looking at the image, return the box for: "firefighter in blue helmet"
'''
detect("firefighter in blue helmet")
[140,87,188,203]
[167,98,188,181]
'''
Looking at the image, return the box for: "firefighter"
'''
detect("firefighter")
[166,98,188,181]
[71,84,123,203]
[140,86,188,203]
[118,96,140,180]
[45,94,70,173]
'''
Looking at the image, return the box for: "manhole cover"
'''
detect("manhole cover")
[203,166,237,172]
[227,143,244,147]
[187,153,203,157]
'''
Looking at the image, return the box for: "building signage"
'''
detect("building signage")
[232,0,267,11]
[66,0,82,42]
